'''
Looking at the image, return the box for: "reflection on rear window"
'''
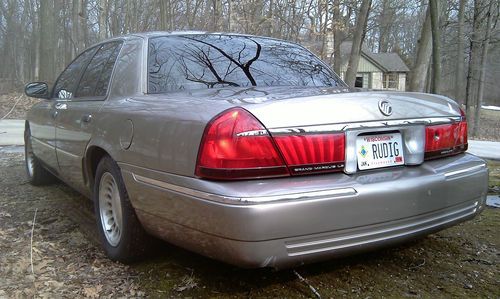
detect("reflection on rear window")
[148,35,343,93]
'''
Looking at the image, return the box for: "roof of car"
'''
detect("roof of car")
[89,31,281,51]
[116,31,282,40]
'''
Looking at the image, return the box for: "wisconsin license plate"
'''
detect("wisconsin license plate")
[356,133,405,170]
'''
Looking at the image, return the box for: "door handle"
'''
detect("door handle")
[55,103,67,110]
[51,110,58,119]
[81,114,92,123]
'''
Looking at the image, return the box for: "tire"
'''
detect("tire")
[24,127,57,186]
[93,155,150,262]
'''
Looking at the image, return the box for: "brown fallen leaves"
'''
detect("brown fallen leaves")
[0,153,144,297]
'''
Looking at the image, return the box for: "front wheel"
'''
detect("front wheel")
[93,155,150,262]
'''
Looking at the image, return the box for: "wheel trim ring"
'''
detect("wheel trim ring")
[98,172,123,247]
[25,136,35,177]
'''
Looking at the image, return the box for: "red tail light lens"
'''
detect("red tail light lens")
[425,123,459,151]
[196,108,289,180]
[424,113,468,159]
[457,118,468,147]
[274,134,345,175]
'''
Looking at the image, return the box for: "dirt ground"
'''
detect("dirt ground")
[0,151,498,298]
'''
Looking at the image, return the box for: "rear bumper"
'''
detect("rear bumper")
[120,153,488,268]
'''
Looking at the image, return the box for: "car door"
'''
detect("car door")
[28,99,59,173]
[29,47,98,173]
[55,41,123,194]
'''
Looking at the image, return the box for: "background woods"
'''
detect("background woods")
[0,0,499,133]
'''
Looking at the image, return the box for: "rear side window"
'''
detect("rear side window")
[53,47,97,99]
[76,41,122,98]
[95,44,122,96]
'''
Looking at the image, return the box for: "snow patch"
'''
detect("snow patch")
[482,105,500,111]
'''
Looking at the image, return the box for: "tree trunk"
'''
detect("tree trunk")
[454,0,466,103]
[378,0,390,52]
[39,0,56,83]
[344,0,372,87]
[465,0,483,118]
[212,0,221,31]
[332,0,342,74]
[429,0,441,94]
[409,6,432,92]
[319,0,328,60]
[472,1,493,137]
[159,0,166,30]
[81,0,88,48]
[98,0,107,40]
[71,0,80,55]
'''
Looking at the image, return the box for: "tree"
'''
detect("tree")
[332,0,342,74]
[472,0,494,137]
[98,0,108,40]
[344,0,372,87]
[465,0,484,118]
[377,0,391,53]
[409,5,432,92]
[429,0,441,94]
[39,0,56,83]
[454,0,466,102]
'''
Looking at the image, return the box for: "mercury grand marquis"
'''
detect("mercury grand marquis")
[23,32,489,269]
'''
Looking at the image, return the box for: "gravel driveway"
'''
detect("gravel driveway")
[0,151,498,298]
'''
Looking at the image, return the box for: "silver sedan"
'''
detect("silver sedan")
[23,32,488,269]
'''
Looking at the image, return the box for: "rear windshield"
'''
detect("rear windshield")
[147,35,344,93]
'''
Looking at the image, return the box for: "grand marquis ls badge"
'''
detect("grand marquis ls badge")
[378,100,393,116]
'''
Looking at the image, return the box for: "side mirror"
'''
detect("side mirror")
[25,82,50,99]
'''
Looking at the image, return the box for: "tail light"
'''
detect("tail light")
[424,110,468,160]
[274,134,345,175]
[195,108,289,180]
[196,108,346,180]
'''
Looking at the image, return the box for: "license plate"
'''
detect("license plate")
[356,133,405,170]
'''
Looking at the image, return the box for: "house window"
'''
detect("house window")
[383,73,398,89]
[355,73,370,88]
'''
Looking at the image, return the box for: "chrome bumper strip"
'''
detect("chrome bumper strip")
[132,173,357,204]
[444,164,486,179]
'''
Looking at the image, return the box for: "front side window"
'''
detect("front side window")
[53,47,97,99]
[148,35,344,93]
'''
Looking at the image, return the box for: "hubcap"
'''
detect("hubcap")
[98,172,123,247]
[25,135,35,178]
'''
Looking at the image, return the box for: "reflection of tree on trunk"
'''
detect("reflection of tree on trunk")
[182,36,261,86]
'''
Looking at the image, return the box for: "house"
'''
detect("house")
[337,41,410,91]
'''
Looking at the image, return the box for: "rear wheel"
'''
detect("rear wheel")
[93,155,150,262]
[24,127,56,185]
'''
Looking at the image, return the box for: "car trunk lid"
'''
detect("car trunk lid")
[243,90,461,130]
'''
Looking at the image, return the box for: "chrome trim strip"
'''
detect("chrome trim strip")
[55,147,81,159]
[31,137,55,150]
[286,201,478,256]
[132,173,357,204]
[269,116,462,135]
[444,164,486,179]
[236,129,268,137]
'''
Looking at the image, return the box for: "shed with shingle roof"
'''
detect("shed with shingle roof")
[336,41,410,91]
